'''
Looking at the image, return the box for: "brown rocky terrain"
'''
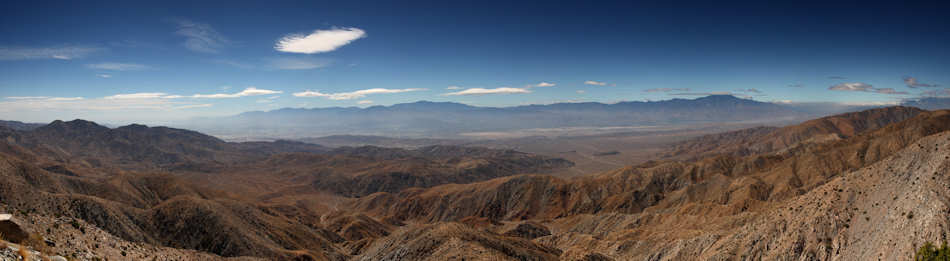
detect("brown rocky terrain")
[0,120,573,260]
[666,106,924,159]
[0,106,947,260]
[346,107,950,259]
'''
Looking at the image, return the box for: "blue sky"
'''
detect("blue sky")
[1,0,949,124]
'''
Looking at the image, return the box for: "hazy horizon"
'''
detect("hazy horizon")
[2,1,949,124]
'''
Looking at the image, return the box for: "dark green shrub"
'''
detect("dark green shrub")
[916,242,950,261]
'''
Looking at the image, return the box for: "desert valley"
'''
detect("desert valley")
[0,96,950,260]
[2,1,949,260]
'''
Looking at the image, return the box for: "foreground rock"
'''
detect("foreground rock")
[0,214,28,243]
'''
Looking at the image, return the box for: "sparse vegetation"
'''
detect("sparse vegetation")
[916,242,950,261]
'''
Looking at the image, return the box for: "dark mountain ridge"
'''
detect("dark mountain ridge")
[0,119,328,171]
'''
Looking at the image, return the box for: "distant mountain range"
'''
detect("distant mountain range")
[0,120,44,131]
[181,95,839,139]
[901,96,950,110]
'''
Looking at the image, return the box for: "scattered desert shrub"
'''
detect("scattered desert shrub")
[916,242,950,261]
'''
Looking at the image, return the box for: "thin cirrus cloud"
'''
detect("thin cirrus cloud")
[669,91,736,96]
[584,80,608,86]
[275,27,366,54]
[294,88,426,100]
[903,76,939,88]
[5,96,83,102]
[172,19,230,53]
[104,93,182,99]
[644,88,690,93]
[174,104,213,110]
[0,46,103,60]
[0,95,209,112]
[86,63,150,71]
[358,100,374,105]
[443,87,531,96]
[735,88,761,93]
[446,86,462,90]
[920,88,950,97]
[828,82,908,95]
[256,96,280,104]
[193,87,283,98]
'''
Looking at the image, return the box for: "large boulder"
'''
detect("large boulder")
[0,214,29,243]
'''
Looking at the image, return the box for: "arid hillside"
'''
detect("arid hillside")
[346,107,950,260]
[0,107,947,260]
[0,120,572,260]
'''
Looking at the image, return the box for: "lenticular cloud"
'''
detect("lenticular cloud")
[275,28,366,54]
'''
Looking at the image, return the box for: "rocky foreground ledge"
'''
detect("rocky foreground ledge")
[0,213,262,261]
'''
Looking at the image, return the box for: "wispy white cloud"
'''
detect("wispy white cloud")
[6,96,52,100]
[443,87,531,96]
[904,76,939,88]
[193,87,283,98]
[86,62,150,71]
[104,92,184,99]
[358,100,374,105]
[294,88,426,100]
[828,82,908,95]
[735,88,761,93]
[668,91,736,96]
[275,27,366,54]
[0,94,213,112]
[644,88,690,93]
[534,82,556,87]
[446,86,462,90]
[173,104,213,110]
[0,46,103,60]
[920,88,950,97]
[584,80,609,86]
[266,57,331,70]
[47,97,85,101]
[872,88,908,95]
[172,19,230,53]
[4,96,85,101]
[829,82,873,92]
[96,74,112,78]
[256,96,280,103]
[576,90,586,94]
